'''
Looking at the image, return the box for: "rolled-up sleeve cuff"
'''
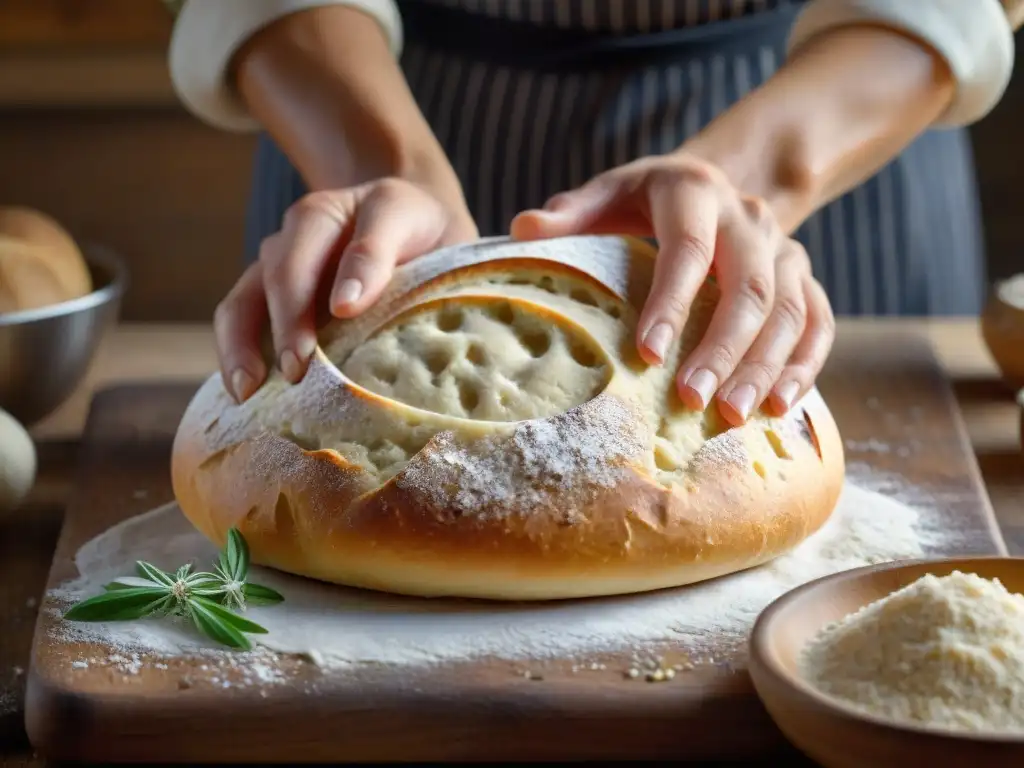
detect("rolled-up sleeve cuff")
[169,0,403,132]
[787,0,1015,127]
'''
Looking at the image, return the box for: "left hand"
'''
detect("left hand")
[510,153,835,426]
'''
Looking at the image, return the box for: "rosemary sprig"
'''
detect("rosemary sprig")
[63,528,284,651]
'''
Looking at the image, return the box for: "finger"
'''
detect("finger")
[261,192,355,383]
[635,176,719,368]
[213,262,269,403]
[677,200,777,411]
[508,170,635,241]
[329,180,461,318]
[766,275,836,416]
[715,241,809,425]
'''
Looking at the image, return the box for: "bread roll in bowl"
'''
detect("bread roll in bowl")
[171,236,845,600]
[0,206,92,314]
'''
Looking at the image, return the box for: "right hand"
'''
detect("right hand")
[214,177,478,403]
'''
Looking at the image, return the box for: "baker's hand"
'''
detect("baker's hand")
[215,178,478,403]
[510,154,835,426]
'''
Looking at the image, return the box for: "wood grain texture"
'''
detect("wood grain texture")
[0,0,172,47]
[22,330,1005,762]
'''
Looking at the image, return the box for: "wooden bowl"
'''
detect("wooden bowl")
[1018,389,1024,458]
[982,275,1024,389]
[749,557,1024,768]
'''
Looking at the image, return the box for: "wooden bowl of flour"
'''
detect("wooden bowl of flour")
[748,557,1024,768]
[982,275,1024,389]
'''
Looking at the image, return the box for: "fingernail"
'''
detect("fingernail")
[774,381,800,410]
[642,323,674,363]
[333,278,363,308]
[724,384,757,421]
[683,368,718,409]
[230,368,257,403]
[280,350,302,382]
[280,334,317,382]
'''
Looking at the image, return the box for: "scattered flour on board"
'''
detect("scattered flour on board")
[44,471,971,678]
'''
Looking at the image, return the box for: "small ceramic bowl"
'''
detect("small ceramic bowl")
[749,557,1024,768]
[982,275,1024,389]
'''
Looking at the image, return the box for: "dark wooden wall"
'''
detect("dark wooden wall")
[0,1,1020,322]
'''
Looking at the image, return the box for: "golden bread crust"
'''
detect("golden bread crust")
[171,235,845,600]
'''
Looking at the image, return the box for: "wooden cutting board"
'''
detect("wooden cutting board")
[25,330,1007,762]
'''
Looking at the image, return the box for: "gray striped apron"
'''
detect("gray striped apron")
[244,0,986,316]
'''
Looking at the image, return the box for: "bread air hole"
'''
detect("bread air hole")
[569,337,600,368]
[799,408,823,460]
[459,380,480,414]
[570,287,598,306]
[424,348,450,376]
[489,301,515,325]
[605,304,623,319]
[437,306,463,332]
[764,428,791,460]
[466,343,486,366]
[518,328,551,358]
[374,365,399,385]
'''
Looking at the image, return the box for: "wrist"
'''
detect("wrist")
[234,5,462,198]
[681,24,955,233]
[682,114,815,235]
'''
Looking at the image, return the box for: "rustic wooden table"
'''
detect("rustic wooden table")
[2,319,1021,764]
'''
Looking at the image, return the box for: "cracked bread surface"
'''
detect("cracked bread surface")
[171,235,845,600]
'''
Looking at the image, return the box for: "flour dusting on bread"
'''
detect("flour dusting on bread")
[397,395,645,519]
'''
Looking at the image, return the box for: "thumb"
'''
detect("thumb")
[510,182,620,241]
[329,183,464,318]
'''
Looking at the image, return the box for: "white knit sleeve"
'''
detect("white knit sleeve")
[787,0,1015,127]
[168,0,404,132]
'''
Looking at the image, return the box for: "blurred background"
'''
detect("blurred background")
[1,0,1021,324]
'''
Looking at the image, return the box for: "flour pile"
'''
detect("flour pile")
[801,570,1024,734]
[46,478,952,671]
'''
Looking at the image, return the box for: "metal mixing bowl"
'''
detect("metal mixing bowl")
[0,245,128,426]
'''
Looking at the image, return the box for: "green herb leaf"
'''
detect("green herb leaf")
[64,587,171,622]
[242,583,285,605]
[63,529,282,651]
[184,571,224,588]
[103,581,140,592]
[221,528,250,583]
[136,561,175,587]
[188,599,251,650]
[191,596,268,635]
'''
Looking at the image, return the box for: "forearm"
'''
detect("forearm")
[684,24,956,234]
[233,6,459,196]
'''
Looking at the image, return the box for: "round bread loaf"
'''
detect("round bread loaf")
[171,235,845,600]
[0,206,92,314]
